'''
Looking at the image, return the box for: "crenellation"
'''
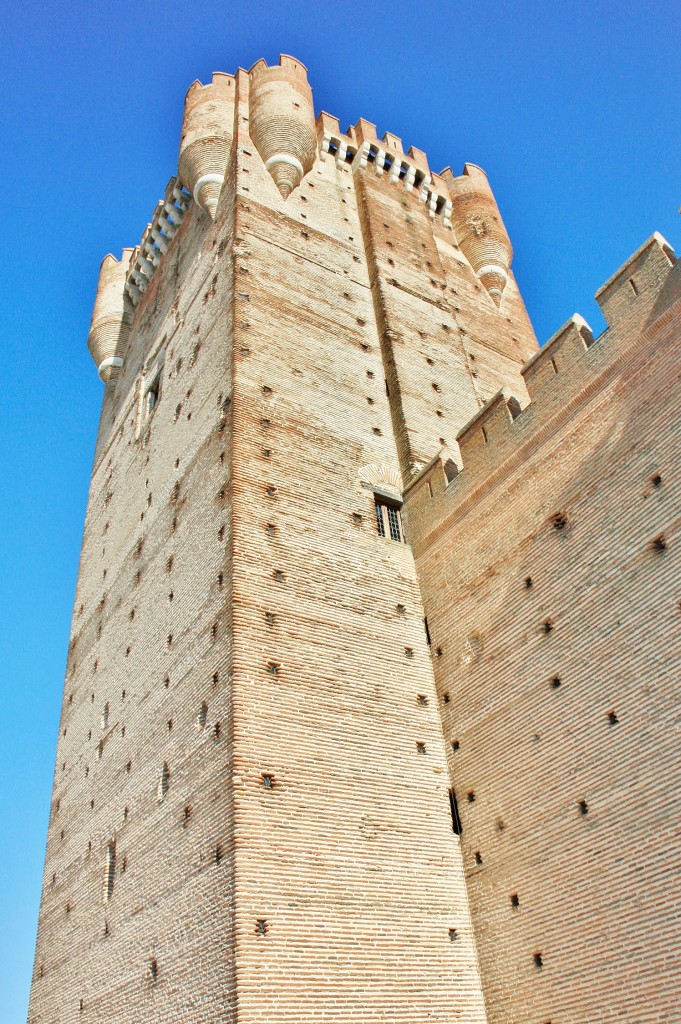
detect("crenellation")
[407,145,429,172]
[382,130,404,153]
[522,312,595,398]
[314,109,342,140]
[318,117,452,224]
[595,231,676,334]
[455,387,520,464]
[405,230,679,554]
[124,178,190,307]
[347,117,378,147]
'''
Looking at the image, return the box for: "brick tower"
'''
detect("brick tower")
[29,54,681,1024]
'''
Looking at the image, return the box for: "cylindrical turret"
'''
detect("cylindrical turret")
[443,164,513,306]
[178,73,235,219]
[87,252,134,384]
[248,55,317,198]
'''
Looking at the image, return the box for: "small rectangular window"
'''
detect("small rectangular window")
[374,497,404,542]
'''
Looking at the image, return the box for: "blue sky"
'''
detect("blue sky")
[0,1,679,1019]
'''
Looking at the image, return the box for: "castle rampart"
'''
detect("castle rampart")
[404,232,681,1024]
[405,232,678,542]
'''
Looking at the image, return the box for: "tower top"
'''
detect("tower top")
[86,52,519,379]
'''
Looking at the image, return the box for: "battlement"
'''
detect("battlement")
[316,113,453,225]
[405,231,679,545]
[124,178,190,306]
[92,53,523,373]
[184,71,235,101]
[248,53,310,78]
[595,230,676,332]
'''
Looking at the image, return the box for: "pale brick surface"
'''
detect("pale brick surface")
[406,240,681,1024]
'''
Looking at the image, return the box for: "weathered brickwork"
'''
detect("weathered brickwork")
[29,52,680,1024]
[406,235,681,1024]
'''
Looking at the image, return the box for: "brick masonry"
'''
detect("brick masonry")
[406,235,681,1023]
[28,54,680,1024]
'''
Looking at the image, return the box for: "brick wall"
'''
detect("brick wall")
[29,57,540,1023]
[29,167,239,1024]
[406,237,681,1024]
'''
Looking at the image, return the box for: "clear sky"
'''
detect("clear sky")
[0,0,679,1019]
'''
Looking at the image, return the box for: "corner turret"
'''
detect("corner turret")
[87,252,134,383]
[178,73,235,219]
[248,55,317,198]
[443,163,513,306]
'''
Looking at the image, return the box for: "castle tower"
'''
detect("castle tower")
[87,252,135,384]
[28,55,538,1023]
[178,73,235,218]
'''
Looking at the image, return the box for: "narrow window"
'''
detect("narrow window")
[157,762,170,802]
[449,789,462,835]
[144,368,162,418]
[101,703,109,731]
[103,841,115,903]
[628,277,639,297]
[374,497,404,542]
